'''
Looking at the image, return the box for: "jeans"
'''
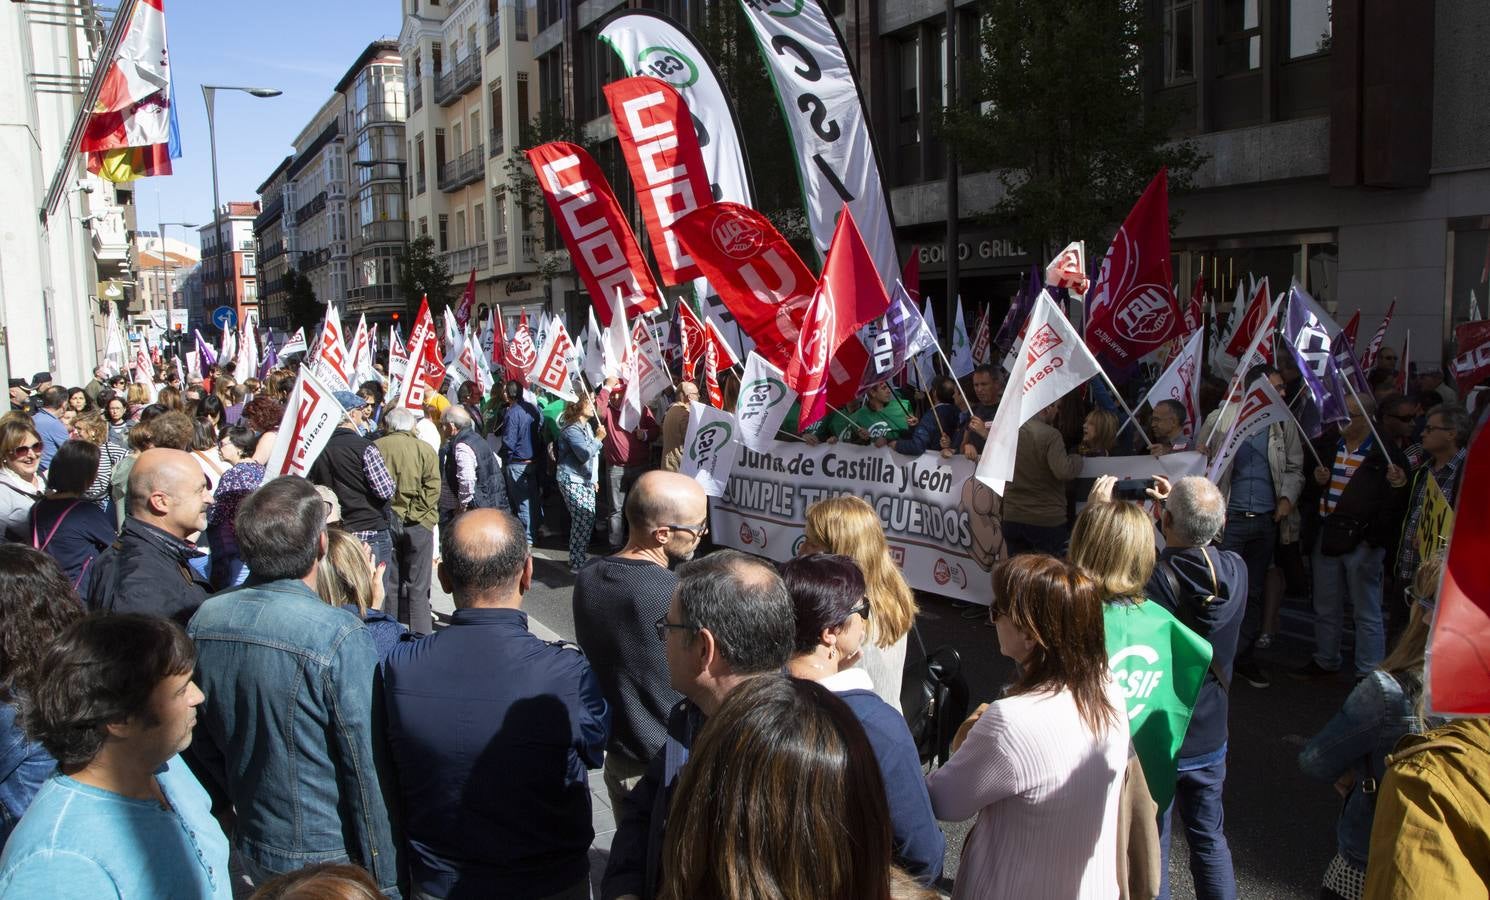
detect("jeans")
[1158,750,1237,900]
[604,463,648,548]
[1002,521,1069,557]
[505,462,536,544]
[1311,538,1387,675]
[390,523,434,635]
[1220,512,1273,661]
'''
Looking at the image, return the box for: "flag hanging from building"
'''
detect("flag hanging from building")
[1084,170,1182,370]
[82,0,179,183]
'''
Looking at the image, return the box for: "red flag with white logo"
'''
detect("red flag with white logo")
[703,340,722,408]
[1224,277,1274,365]
[454,269,477,329]
[1452,321,1490,393]
[1426,422,1490,714]
[1084,170,1183,368]
[394,297,438,414]
[505,311,538,384]
[1341,309,1360,347]
[674,298,707,378]
[526,142,662,326]
[786,210,891,428]
[604,77,712,286]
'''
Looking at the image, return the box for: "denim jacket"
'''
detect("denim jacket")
[0,702,54,848]
[188,579,402,895]
[1298,669,1421,867]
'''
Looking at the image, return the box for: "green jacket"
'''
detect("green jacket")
[373,429,440,528]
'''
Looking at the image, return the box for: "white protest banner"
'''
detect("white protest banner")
[977,291,1103,494]
[532,320,579,402]
[1206,380,1291,480]
[737,0,900,291]
[1142,328,1203,440]
[711,438,992,603]
[279,327,307,357]
[264,366,343,479]
[678,402,739,496]
[736,352,797,451]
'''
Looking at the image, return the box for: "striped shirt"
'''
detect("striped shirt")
[1320,436,1373,516]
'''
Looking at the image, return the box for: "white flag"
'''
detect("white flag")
[1472,289,1482,323]
[678,402,739,497]
[583,308,607,385]
[1142,328,1204,441]
[310,305,353,393]
[442,306,462,365]
[102,307,128,376]
[736,352,798,451]
[532,320,579,402]
[264,367,344,479]
[976,291,1103,495]
[950,296,975,377]
[1044,241,1090,293]
[1202,293,1283,447]
[280,328,308,357]
[604,292,631,381]
[631,316,672,405]
[1212,280,1248,378]
[185,350,200,383]
[1206,379,1291,480]
[219,324,236,369]
[235,319,259,383]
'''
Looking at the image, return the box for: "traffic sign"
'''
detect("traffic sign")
[212,306,237,330]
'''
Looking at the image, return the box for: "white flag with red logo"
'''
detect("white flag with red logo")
[264,366,345,479]
[393,298,439,414]
[310,304,353,393]
[1045,241,1090,293]
[1142,327,1203,441]
[1206,379,1291,480]
[976,291,1103,494]
[631,315,672,405]
[280,328,308,357]
[532,319,579,402]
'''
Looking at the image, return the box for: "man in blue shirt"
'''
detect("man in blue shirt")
[383,508,609,899]
[30,386,70,473]
[0,614,230,898]
[497,379,544,545]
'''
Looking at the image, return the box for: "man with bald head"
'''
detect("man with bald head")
[573,470,707,810]
[81,448,212,624]
[383,509,609,900]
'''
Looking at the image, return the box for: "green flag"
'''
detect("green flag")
[1103,600,1212,809]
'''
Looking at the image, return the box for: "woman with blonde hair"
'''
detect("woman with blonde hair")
[316,529,408,661]
[801,495,917,711]
[1079,407,1119,456]
[927,554,1128,899]
[1069,491,1208,811]
[1297,554,1439,900]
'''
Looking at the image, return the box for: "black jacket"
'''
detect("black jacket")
[1300,432,1409,553]
[308,427,389,533]
[438,426,505,513]
[81,517,212,625]
[601,700,703,900]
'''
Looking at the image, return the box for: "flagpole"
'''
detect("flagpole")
[927,341,974,411]
[1275,399,1328,470]
[1096,370,1154,447]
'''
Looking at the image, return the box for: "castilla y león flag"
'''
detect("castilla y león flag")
[1427,423,1490,715]
[1084,169,1183,369]
[527,141,663,326]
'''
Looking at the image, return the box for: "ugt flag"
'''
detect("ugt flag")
[1084,169,1183,370]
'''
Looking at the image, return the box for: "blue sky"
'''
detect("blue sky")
[145,1,403,246]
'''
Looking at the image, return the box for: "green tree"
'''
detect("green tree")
[397,235,453,319]
[943,0,1205,258]
[284,260,321,337]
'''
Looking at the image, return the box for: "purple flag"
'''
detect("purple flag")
[257,334,279,380]
[1332,329,1369,395]
[194,330,217,369]
[993,278,1035,360]
[862,282,935,387]
[1284,284,1351,435]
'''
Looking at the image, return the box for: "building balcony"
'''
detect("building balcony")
[260,241,286,264]
[411,77,423,112]
[489,130,504,158]
[327,181,347,200]
[300,246,332,272]
[434,54,482,106]
[486,15,500,52]
[437,145,484,192]
[442,242,488,275]
[493,233,509,265]
[359,220,408,245]
[294,191,328,226]
[521,233,540,263]
[254,196,284,232]
[362,104,404,128]
[515,12,528,40]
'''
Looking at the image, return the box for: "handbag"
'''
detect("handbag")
[1319,514,1368,557]
[899,624,969,767]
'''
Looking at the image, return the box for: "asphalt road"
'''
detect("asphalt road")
[432,499,1355,899]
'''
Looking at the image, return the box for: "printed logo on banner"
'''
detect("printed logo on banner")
[509,329,537,372]
[737,522,767,547]
[800,301,835,378]
[689,421,734,466]
[1113,287,1174,341]
[739,375,790,418]
[1025,323,1064,363]
[932,558,967,588]
[1110,644,1164,718]
[761,0,806,18]
[888,545,905,568]
[711,209,766,258]
[635,47,700,87]
[792,535,806,555]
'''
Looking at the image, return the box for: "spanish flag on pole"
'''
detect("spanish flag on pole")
[81,0,179,182]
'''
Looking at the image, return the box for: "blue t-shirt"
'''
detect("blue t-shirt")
[0,755,231,898]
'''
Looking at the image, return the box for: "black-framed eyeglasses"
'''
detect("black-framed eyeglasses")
[1423,424,1454,433]
[654,614,693,642]
[666,521,709,537]
[848,599,871,621]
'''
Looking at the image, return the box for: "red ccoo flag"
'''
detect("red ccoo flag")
[787,209,891,427]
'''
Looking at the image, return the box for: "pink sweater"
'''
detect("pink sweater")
[927,682,1129,899]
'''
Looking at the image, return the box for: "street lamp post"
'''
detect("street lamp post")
[352,158,410,321]
[155,220,196,324]
[203,84,281,335]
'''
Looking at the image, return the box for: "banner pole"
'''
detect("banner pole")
[928,341,974,411]
[1275,398,1328,470]
[1097,370,1154,447]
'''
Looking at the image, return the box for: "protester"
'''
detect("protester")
[598,379,658,550]
[376,407,440,635]
[187,476,399,894]
[1000,402,1083,556]
[82,366,108,405]
[1393,405,1470,583]
[892,375,962,457]
[927,554,1129,900]
[383,508,609,899]
[1199,363,1303,689]
[573,470,701,811]
[1079,407,1119,456]
[307,391,396,594]
[556,396,605,571]
[498,379,544,544]
[124,382,150,420]
[71,411,125,511]
[850,381,915,446]
[316,527,408,661]
[658,675,901,900]
[1296,393,1408,679]
[602,550,795,900]
[23,440,115,583]
[0,419,46,538]
[800,495,917,711]
[80,448,212,624]
[1300,555,1437,900]
[1148,399,1191,455]
[781,553,945,883]
[1378,395,1424,470]
[659,381,699,472]
[0,614,226,898]
[31,386,70,472]
[207,423,264,589]
[1142,475,1245,900]
[0,545,84,844]
[959,366,1001,458]
[357,379,385,427]
[436,404,508,528]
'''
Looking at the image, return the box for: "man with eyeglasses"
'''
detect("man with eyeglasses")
[1377,394,1425,470]
[603,550,795,900]
[573,471,706,812]
[1393,404,1471,585]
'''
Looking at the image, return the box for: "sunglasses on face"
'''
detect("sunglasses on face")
[10,442,42,459]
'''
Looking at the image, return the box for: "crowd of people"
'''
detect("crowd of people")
[0,329,1478,900]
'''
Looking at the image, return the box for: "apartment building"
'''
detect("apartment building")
[132,232,200,317]
[197,202,260,332]
[401,0,545,327]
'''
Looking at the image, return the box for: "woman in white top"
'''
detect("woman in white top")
[927,554,1130,900]
[0,420,47,540]
[800,495,917,711]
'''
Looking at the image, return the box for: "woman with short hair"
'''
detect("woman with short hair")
[0,420,46,539]
[555,396,605,572]
[207,424,263,590]
[927,554,1129,900]
[801,495,918,711]
[25,440,115,584]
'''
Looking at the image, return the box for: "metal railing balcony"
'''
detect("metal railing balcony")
[411,78,423,112]
[434,54,482,106]
[254,196,284,231]
[437,145,485,192]
[521,233,540,263]
[515,13,528,40]
[489,130,504,158]
[359,220,407,245]
[486,16,500,52]
[294,191,328,226]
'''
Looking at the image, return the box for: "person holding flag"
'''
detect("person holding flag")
[598,378,659,550]
[554,396,606,573]
[960,366,1004,461]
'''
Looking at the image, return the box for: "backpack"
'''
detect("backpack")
[1154,547,1231,692]
[900,624,970,767]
